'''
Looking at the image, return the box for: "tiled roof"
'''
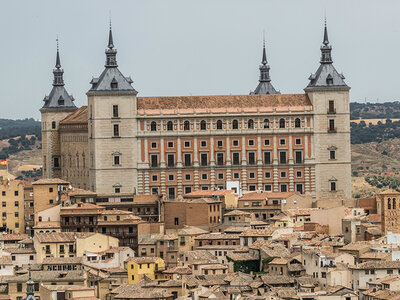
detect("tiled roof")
[60,106,88,124]
[240,228,275,237]
[32,178,70,185]
[260,275,295,285]
[35,232,95,243]
[178,225,209,236]
[350,260,400,270]
[163,266,192,275]
[133,195,159,203]
[7,270,86,282]
[226,253,258,261]
[184,190,235,197]
[195,233,240,240]
[42,256,83,265]
[240,191,297,201]
[0,233,28,241]
[33,221,61,229]
[0,256,12,265]
[268,258,289,265]
[126,257,161,264]
[224,210,251,217]
[137,94,311,110]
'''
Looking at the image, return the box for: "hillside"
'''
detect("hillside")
[350,101,400,120]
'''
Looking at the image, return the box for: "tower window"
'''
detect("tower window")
[52,121,56,129]
[328,100,335,113]
[330,150,336,160]
[329,119,335,132]
[216,120,223,130]
[112,105,119,118]
[232,120,239,130]
[279,118,285,128]
[113,124,119,137]
[150,121,157,131]
[264,119,270,129]
[295,118,301,128]
[113,155,120,166]
[111,79,118,89]
[330,181,337,192]
[53,157,60,168]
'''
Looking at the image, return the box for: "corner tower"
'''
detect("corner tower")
[40,40,77,179]
[87,24,138,194]
[251,38,279,95]
[304,21,351,198]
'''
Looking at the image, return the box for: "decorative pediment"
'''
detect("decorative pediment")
[327,145,337,151]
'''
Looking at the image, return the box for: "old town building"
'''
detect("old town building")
[40,23,351,200]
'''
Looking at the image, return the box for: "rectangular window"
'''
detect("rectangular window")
[280,171,287,178]
[217,153,224,166]
[249,172,255,179]
[328,100,335,113]
[150,154,158,167]
[112,105,119,118]
[151,142,157,149]
[113,124,119,137]
[249,185,256,191]
[296,184,303,194]
[295,138,301,145]
[280,184,288,192]
[14,191,18,197]
[233,140,239,147]
[152,175,158,182]
[232,153,240,165]
[168,188,175,200]
[329,119,335,132]
[279,152,287,164]
[201,141,207,147]
[280,139,286,145]
[217,140,223,147]
[295,151,303,164]
[167,141,174,148]
[265,172,271,178]
[184,187,192,194]
[185,174,191,181]
[264,152,271,164]
[14,201,19,207]
[330,150,336,160]
[264,139,270,146]
[330,181,336,191]
[296,171,302,178]
[53,157,60,168]
[248,152,256,165]
[113,155,120,165]
[151,188,159,195]
[184,141,190,148]
[218,173,224,180]
[233,173,239,179]
[167,154,175,167]
[201,173,208,180]
[248,139,254,146]
[264,184,272,191]
[200,153,208,166]
[184,153,192,167]
[168,174,174,181]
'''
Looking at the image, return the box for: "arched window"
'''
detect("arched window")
[248,119,254,129]
[216,120,223,130]
[200,120,207,130]
[394,198,397,209]
[279,118,285,129]
[167,121,173,131]
[295,118,301,128]
[150,121,157,131]
[388,198,392,210]
[232,120,239,130]
[264,119,270,129]
[184,120,190,131]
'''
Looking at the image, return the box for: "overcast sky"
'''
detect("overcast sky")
[1,0,399,119]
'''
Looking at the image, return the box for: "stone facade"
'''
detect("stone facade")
[40,24,352,199]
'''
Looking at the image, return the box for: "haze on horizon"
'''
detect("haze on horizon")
[0,0,398,119]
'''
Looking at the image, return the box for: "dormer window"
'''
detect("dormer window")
[111,78,118,89]
[326,74,333,85]
[58,96,64,106]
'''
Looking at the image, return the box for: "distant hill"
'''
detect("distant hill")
[350,101,400,120]
[0,118,41,140]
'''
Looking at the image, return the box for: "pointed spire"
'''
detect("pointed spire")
[320,18,333,64]
[55,37,61,68]
[105,21,118,67]
[53,38,64,86]
[262,31,267,65]
[323,17,329,45]
[108,20,114,49]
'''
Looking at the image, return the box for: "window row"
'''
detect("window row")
[149,138,303,149]
[149,117,303,132]
[150,170,304,182]
[148,151,304,167]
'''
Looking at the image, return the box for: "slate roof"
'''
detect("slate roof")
[89,67,136,94]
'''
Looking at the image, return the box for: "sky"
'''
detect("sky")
[1,0,399,119]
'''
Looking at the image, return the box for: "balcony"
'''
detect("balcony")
[327,108,336,114]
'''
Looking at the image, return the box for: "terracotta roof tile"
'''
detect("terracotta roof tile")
[60,106,88,124]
